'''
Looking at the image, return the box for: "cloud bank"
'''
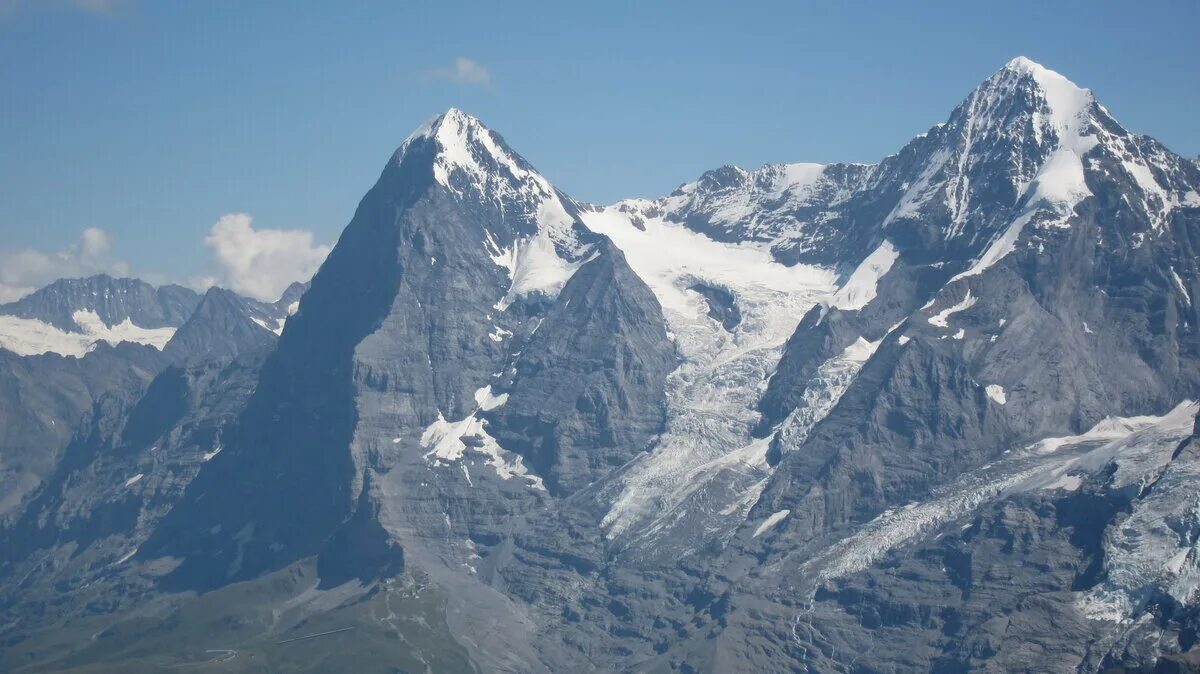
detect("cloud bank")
[0,215,330,304]
[0,228,131,303]
[196,213,331,302]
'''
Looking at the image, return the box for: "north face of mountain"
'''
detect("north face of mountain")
[142,108,671,611]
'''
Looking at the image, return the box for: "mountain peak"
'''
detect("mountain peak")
[985,56,1094,128]
[388,108,587,244]
[398,107,494,158]
[392,107,549,193]
[1002,55,1044,75]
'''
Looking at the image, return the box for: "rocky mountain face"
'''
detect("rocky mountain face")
[0,278,295,588]
[162,283,303,365]
[1,59,1199,673]
[0,274,199,332]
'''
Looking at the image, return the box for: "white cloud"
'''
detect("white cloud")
[425,56,494,89]
[199,213,331,302]
[0,228,130,303]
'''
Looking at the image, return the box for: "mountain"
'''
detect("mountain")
[583,55,1200,672]
[0,277,301,538]
[1,59,1199,673]
[161,282,305,364]
[0,275,200,357]
[140,108,673,605]
[0,274,200,331]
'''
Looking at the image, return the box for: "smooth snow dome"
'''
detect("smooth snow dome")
[0,309,175,357]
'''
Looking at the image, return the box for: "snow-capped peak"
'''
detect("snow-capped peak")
[1002,55,1041,73]
[997,56,1094,135]
[393,107,568,217]
[395,109,597,309]
[396,108,536,185]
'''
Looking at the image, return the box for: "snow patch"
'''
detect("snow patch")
[828,240,899,310]
[420,388,540,489]
[985,384,1007,405]
[473,385,509,412]
[0,310,176,358]
[491,230,594,311]
[754,509,791,538]
[1171,267,1191,306]
[927,291,977,327]
[252,316,284,336]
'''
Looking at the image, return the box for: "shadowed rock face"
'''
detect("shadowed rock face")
[0,345,270,614]
[140,135,441,590]
[0,343,166,525]
[3,60,1200,674]
[688,282,741,331]
[162,287,278,365]
[486,241,676,496]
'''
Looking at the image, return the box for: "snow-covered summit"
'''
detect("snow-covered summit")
[394,108,598,309]
[619,57,1198,278]
[394,108,564,213]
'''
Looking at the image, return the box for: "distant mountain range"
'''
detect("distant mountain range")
[1,57,1197,673]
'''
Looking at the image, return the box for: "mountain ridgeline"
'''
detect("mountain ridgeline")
[1,58,1198,673]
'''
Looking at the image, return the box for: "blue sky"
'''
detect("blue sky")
[1,0,1196,298]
